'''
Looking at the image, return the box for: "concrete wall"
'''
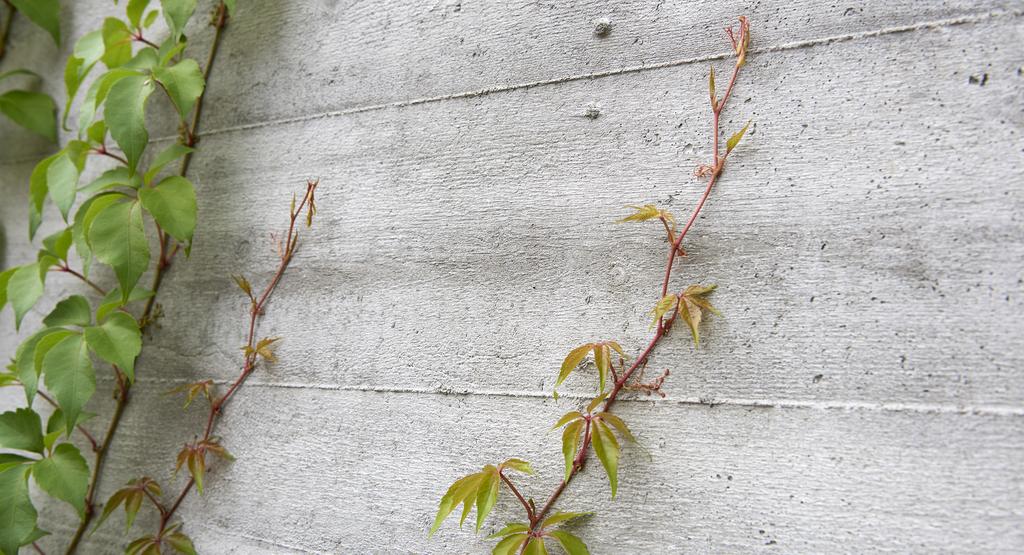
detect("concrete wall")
[1,1,1022,553]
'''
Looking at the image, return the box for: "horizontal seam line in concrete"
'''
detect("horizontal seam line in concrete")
[0,8,1018,165]
[104,376,1024,416]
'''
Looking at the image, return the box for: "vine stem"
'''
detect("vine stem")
[516,18,751,546]
[156,180,317,536]
[0,0,13,62]
[53,264,107,296]
[63,5,231,553]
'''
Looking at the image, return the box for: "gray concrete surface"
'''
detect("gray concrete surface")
[1,1,1022,553]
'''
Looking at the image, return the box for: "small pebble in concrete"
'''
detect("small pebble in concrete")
[594,17,612,37]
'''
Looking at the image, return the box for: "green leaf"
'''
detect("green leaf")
[143,9,160,28]
[648,293,678,329]
[41,227,74,261]
[486,523,529,539]
[32,328,75,390]
[0,69,38,82]
[105,73,154,173]
[139,175,197,245]
[144,143,193,185]
[0,408,44,454]
[500,458,533,475]
[88,200,150,301]
[593,342,610,392]
[561,419,583,480]
[162,0,198,40]
[7,263,45,330]
[556,344,591,389]
[678,284,718,347]
[86,120,107,145]
[101,18,134,68]
[80,168,140,195]
[223,0,236,16]
[547,530,589,555]
[95,286,153,321]
[14,329,59,403]
[72,193,122,278]
[585,392,608,414]
[552,411,582,430]
[32,443,90,517]
[541,511,591,529]
[524,538,549,555]
[77,68,135,132]
[491,533,528,555]
[165,531,197,555]
[43,295,92,328]
[63,30,104,130]
[187,450,205,494]
[42,335,96,435]
[590,419,619,497]
[9,0,60,44]
[596,412,636,443]
[475,469,499,532]
[726,120,751,155]
[0,464,38,555]
[153,59,205,120]
[126,0,152,29]
[0,90,57,141]
[429,471,484,537]
[29,153,58,238]
[84,312,142,381]
[0,268,15,311]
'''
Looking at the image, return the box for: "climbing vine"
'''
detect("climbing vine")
[430,17,753,554]
[0,1,236,553]
[0,0,60,141]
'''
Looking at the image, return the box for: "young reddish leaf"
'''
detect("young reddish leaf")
[677,284,719,346]
[617,204,661,223]
[593,343,610,392]
[649,294,678,329]
[556,344,592,389]
[560,419,584,480]
[726,120,751,155]
[492,532,529,555]
[202,438,235,462]
[708,65,717,111]
[590,419,620,497]
[168,379,214,409]
[125,536,158,555]
[123,489,144,531]
[548,530,590,555]
[551,411,583,430]
[541,511,592,529]
[500,458,534,475]
[596,412,636,443]
[231,274,253,298]
[486,523,529,539]
[186,450,206,494]
[255,337,280,363]
[92,488,129,533]
[585,392,608,414]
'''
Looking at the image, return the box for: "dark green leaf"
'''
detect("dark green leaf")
[43,295,91,327]
[84,312,142,381]
[105,73,154,173]
[139,175,196,245]
[0,464,38,555]
[32,443,90,517]
[0,90,57,141]
[88,200,150,301]
[42,335,95,435]
[0,408,44,454]
[9,0,60,44]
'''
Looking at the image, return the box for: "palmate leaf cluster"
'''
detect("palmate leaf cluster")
[431,205,723,552]
[0,1,216,553]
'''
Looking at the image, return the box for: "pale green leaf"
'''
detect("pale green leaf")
[561,419,583,480]
[7,263,45,330]
[491,533,528,555]
[41,227,73,261]
[72,192,123,277]
[551,411,582,430]
[32,443,89,516]
[500,458,533,475]
[44,153,79,220]
[523,537,549,555]
[475,469,499,531]
[222,0,236,16]
[593,343,610,392]
[162,0,198,40]
[95,286,153,322]
[0,268,15,312]
[726,120,751,155]
[547,530,590,555]
[126,0,152,29]
[590,419,619,497]
[79,168,139,195]
[486,523,529,539]
[596,412,636,443]
[101,18,134,68]
[556,344,592,388]
[143,143,193,185]
[648,293,678,329]
[429,471,483,537]
[42,335,96,435]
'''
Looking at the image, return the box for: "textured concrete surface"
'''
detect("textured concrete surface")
[1,1,1023,553]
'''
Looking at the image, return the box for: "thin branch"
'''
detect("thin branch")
[53,264,107,296]
[91,147,129,167]
[500,472,534,523]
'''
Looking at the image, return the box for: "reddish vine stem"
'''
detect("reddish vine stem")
[63,6,232,553]
[156,180,317,538]
[53,264,107,296]
[516,18,751,542]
